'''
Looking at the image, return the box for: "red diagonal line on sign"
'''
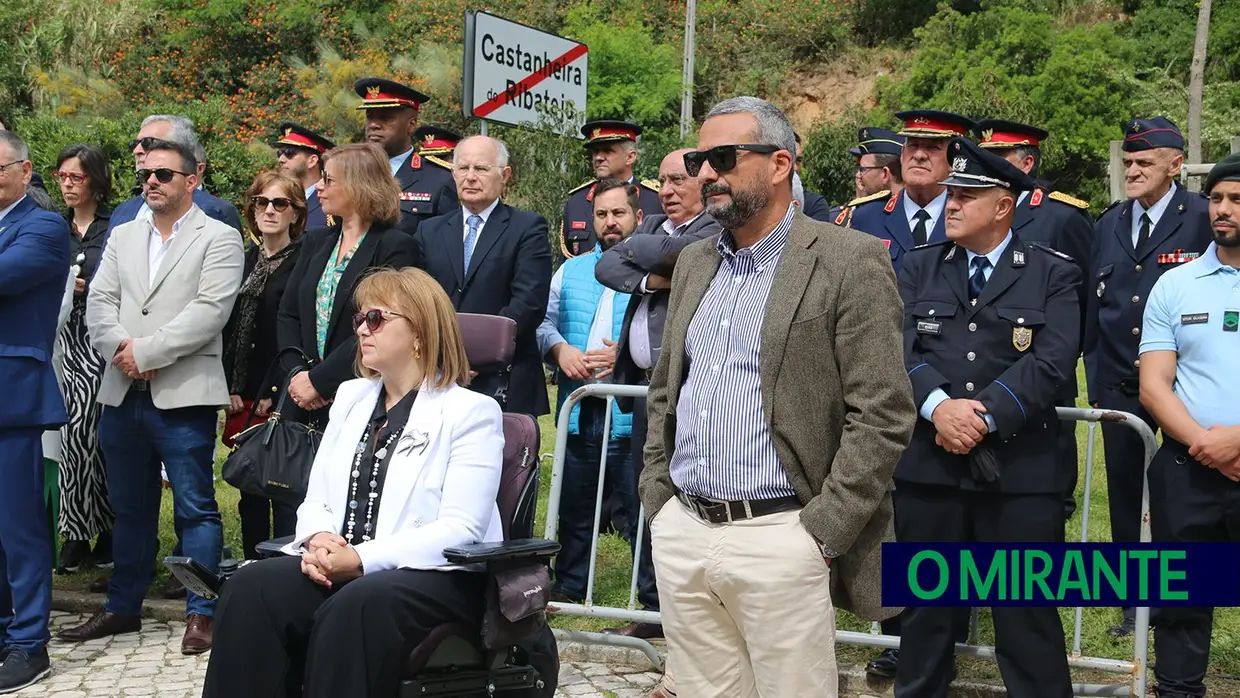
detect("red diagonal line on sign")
[473,42,588,119]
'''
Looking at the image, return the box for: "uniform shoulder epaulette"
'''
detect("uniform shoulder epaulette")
[424,154,453,171]
[1099,199,1123,218]
[910,239,952,252]
[1029,242,1076,263]
[1048,191,1090,210]
[568,179,597,194]
[845,189,890,207]
[640,178,661,192]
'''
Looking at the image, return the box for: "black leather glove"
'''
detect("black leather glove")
[968,444,1001,484]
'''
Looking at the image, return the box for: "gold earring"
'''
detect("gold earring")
[413,346,421,360]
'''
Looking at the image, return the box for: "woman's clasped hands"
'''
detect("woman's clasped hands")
[301,532,363,588]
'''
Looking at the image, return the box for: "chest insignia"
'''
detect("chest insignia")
[1012,326,1033,352]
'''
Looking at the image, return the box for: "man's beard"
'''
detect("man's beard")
[599,230,628,250]
[701,180,769,230]
[1213,222,1240,248]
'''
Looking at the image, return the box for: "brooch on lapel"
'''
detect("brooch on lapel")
[396,429,430,456]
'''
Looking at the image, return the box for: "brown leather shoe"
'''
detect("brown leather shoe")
[57,609,141,642]
[602,621,664,639]
[87,575,109,594]
[181,614,212,655]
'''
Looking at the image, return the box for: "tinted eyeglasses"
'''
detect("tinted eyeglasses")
[352,308,406,332]
[128,136,162,152]
[276,147,303,160]
[683,144,781,177]
[251,196,293,212]
[136,167,191,184]
[52,171,88,184]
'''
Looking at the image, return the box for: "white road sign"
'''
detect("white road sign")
[462,10,588,134]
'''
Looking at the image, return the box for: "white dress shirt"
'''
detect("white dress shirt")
[389,147,414,176]
[1130,183,1177,248]
[902,189,948,238]
[0,195,27,224]
[146,206,196,287]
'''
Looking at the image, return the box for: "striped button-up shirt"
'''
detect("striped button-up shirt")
[669,203,797,501]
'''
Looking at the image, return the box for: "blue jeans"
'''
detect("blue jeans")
[0,428,52,651]
[100,391,222,617]
[553,398,634,601]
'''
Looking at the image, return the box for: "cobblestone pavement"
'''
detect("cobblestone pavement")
[12,612,663,697]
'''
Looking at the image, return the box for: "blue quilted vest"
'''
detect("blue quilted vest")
[554,247,632,438]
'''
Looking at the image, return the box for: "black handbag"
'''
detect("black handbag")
[221,348,322,506]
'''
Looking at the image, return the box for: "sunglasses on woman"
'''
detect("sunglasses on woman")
[683,144,781,177]
[52,171,87,184]
[136,167,192,184]
[352,308,406,332]
[251,196,293,212]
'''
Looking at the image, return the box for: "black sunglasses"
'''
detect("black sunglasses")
[251,196,293,212]
[683,144,781,177]
[276,147,304,160]
[128,136,162,152]
[136,167,191,184]
[352,308,406,332]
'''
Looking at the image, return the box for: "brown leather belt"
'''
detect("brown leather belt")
[676,491,801,524]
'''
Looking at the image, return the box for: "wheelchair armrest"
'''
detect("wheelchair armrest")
[255,535,296,557]
[442,538,560,566]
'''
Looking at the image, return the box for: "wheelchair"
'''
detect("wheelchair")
[166,314,560,697]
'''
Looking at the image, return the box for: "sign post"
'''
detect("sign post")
[462,10,588,136]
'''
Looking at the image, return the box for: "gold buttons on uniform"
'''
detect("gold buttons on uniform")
[1135,264,1143,272]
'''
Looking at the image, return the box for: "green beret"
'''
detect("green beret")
[1205,152,1240,194]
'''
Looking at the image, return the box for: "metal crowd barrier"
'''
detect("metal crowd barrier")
[543,383,1159,696]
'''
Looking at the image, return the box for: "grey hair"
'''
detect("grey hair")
[141,114,201,155]
[457,135,510,168]
[618,140,638,155]
[791,172,805,208]
[0,130,29,161]
[705,96,798,160]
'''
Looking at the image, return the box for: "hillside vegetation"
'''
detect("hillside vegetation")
[2,0,1238,221]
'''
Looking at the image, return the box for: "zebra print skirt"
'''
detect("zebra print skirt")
[56,302,113,540]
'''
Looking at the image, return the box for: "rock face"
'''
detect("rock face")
[775,49,909,131]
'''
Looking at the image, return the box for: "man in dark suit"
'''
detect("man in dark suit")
[594,148,721,642]
[414,135,551,417]
[0,130,71,693]
[353,78,458,236]
[1084,116,1211,637]
[107,115,242,236]
[274,122,334,231]
[895,137,1080,698]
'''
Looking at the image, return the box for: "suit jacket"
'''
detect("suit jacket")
[594,212,722,408]
[638,212,916,620]
[394,153,458,237]
[305,191,327,231]
[415,202,552,417]
[1012,189,1094,401]
[86,205,245,409]
[276,224,418,400]
[898,237,1082,494]
[221,240,302,400]
[107,189,243,238]
[0,196,71,429]
[1083,183,1211,402]
[802,189,833,222]
[285,377,505,571]
[843,190,948,276]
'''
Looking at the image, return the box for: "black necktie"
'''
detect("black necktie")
[912,209,931,246]
[1136,212,1151,255]
[969,256,991,301]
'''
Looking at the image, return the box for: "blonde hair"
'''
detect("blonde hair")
[352,267,471,389]
[243,170,307,239]
[321,143,401,227]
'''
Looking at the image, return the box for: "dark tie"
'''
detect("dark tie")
[912,209,931,246]
[969,256,991,301]
[1136,212,1151,255]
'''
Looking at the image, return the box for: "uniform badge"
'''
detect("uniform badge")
[916,320,942,335]
[571,221,587,230]
[952,157,968,172]
[1013,250,1025,267]
[399,192,431,202]
[1012,326,1033,352]
[884,195,898,213]
[1029,189,1043,207]
[367,85,381,98]
[1096,280,1106,297]
[835,208,848,225]
[1225,310,1239,332]
[1181,313,1209,325]
[882,239,891,249]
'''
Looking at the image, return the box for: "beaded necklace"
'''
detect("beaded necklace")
[344,422,404,543]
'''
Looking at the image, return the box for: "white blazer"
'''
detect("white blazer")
[284,377,506,572]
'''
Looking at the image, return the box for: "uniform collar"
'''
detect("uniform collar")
[1133,182,1177,227]
[902,188,947,224]
[965,229,1014,268]
[1190,243,1238,278]
[389,147,415,176]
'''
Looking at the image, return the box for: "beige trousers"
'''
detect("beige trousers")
[649,499,839,697]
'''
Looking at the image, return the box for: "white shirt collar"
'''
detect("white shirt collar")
[1017,190,1031,207]
[0,195,27,224]
[902,189,948,230]
[663,211,703,235]
[389,147,415,176]
[965,229,1014,270]
[1133,182,1178,228]
[146,204,197,239]
[304,185,317,201]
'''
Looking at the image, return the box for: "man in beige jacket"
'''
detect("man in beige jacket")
[639,96,916,697]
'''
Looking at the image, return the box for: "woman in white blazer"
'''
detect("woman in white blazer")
[203,267,505,698]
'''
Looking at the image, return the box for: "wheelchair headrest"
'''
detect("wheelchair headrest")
[457,313,517,369]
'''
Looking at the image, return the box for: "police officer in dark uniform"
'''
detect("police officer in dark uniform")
[838,110,974,277]
[560,120,661,259]
[414,124,462,173]
[1084,116,1211,637]
[1138,152,1240,698]
[273,122,335,230]
[974,119,1095,520]
[896,137,1079,698]
[828,126,906,225]
[353,78,458,236]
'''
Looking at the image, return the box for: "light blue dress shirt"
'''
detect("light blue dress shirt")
[389,147,414,176]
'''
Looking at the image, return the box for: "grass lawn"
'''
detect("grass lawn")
[52,367,1240,690]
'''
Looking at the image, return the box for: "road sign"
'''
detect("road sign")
[462,10,588,135]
